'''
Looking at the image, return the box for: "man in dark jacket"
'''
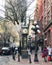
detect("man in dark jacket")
[12,46,16,60]
[18,45,21,62]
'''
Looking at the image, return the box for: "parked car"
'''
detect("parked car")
[2,47,11,55]
[0,49,2,55]
[15,47,18,51]
[15,47,18,54]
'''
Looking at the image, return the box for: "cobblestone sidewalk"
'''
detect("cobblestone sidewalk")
[7,53,52,65]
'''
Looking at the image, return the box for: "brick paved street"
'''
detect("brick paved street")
[7,53,52,65]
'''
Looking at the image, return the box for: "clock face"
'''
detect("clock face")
[23,29,27,33]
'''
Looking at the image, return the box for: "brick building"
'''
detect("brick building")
[37,0,52,46]
[37,0,44,30]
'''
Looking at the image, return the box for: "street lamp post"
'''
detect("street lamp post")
[31,21,41,62]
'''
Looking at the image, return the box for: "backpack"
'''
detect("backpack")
[43,48,48,56]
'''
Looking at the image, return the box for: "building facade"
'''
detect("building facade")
[36,0,52,46]
[37,0,44,31]
[43,0,52,46]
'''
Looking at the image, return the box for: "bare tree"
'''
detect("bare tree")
[5,0,19,24]
[5,0,27,24]
[0,0,35,25]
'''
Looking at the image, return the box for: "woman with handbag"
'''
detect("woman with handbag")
[47,45,52,61]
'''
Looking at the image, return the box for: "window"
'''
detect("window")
[44,0,47,14]
[47,0,50,6]
[44,0,46,6]
[47,11,50,21]
[48,30,50,44]
[47,0,50,9]
[44,17,47,26]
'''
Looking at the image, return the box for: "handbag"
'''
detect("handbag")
[42,53,45,57]
[47,56,51,61]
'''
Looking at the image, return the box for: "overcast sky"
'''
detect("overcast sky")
[0,0,5,18]
[26,0,37,19]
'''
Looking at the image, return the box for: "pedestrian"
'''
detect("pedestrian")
[18,45,21,62]
[47,45,52,61]
[12,46,16,60]
[34,46,39,62]
[42,46,48,62]
[27,48,32,63]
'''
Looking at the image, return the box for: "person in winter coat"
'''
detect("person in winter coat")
[11,46,16,60]
[18,45,21,62]
[47,45,52,61]
[42,46,48,62]
[27,48,32,63]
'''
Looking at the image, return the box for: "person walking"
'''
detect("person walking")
[12,46,16,60]
[42,46,48,62]
[34,46,39,62]
[18,45,21,62]
[47,45,52,61]
[27,48,32,63]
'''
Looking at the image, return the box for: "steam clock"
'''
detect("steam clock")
[22,26,28,49]
[21,25,28,58]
